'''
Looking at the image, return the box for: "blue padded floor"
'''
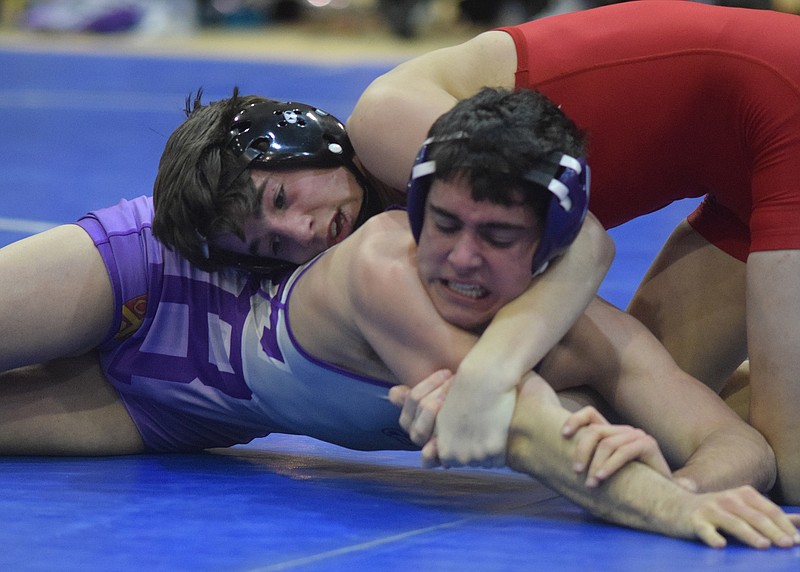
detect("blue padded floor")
[2,437,799,572]
[0,35,798,572]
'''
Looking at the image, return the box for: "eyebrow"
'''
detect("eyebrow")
[428,203,529,232]
[250,174,271,216]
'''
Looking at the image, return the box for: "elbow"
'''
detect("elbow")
[583,213,615,274]
[689,427,778,494]
[733,424,778,493]
[758,435,778,493]
[348,77,397,155]
[347,80,382,160]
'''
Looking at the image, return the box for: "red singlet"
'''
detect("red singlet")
[500,0,800,261]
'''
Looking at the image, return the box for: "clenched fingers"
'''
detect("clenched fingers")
[561,406,609,438]
[421,437,441,468]
[587,431,670,487]
[391,369,453,444]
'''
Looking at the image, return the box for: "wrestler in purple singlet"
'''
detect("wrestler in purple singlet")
[77,196,415,452]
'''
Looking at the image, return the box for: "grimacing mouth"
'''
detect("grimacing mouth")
[328,208,348,247]
[440,279,489,299]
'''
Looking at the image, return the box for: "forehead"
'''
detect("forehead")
[249,168,286,187]
[427,178,537,228]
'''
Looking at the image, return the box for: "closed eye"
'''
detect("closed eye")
[430,207,461,234]
[434,219,460,234]
[480,232,518,248]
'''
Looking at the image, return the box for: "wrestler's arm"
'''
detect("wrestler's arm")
[397,295,776,493]
[0,225,114,372]
[508,372,800,549]
[350,263,799,548]
[290,212,476,384]
[348,32,517,191]
[542,298,776,494]
[349,30,614,466]
[434,213,612,467]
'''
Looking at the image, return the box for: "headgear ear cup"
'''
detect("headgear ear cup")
[528,155,589,275]
[406,137,436,243]
[407,132,471,242]
[406,137,589,275]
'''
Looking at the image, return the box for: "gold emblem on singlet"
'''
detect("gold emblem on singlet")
[116,294,147,340]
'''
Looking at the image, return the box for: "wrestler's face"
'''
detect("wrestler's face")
[213,165,363,265]
[416,177,540,333]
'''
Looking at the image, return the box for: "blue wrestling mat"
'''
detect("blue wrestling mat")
[0,33,797,572]
[0,437,798,571]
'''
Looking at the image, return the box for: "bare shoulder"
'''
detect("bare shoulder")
[345,211,479,385]
[346,211,419,300]
[466,30,518,80]
[382,30,517,97]
[289,210,457,383]
[348,30,516,190]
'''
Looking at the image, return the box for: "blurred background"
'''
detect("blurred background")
[1,0,799,310]
[1,6,800,571]
[2,0,798,43]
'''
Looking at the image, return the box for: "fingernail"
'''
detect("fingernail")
[573,462,584,472]
[585,477,598,488]
[793,533,800,544]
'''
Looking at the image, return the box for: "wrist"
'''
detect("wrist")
[456,355,523,394]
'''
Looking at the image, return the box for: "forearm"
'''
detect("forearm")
[457,215,614,393]
[576,301,776,496]
[508,375,698,539]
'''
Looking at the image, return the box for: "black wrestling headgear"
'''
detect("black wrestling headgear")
[206,100,382,273]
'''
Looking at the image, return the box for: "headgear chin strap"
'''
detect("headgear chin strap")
[203,100,382,273]
[406,135,590,276]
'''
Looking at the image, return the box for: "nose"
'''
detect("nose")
[274,211,315,245]
[447,232,483,271]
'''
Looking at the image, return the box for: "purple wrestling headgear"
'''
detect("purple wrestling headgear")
[406,134,589,275]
